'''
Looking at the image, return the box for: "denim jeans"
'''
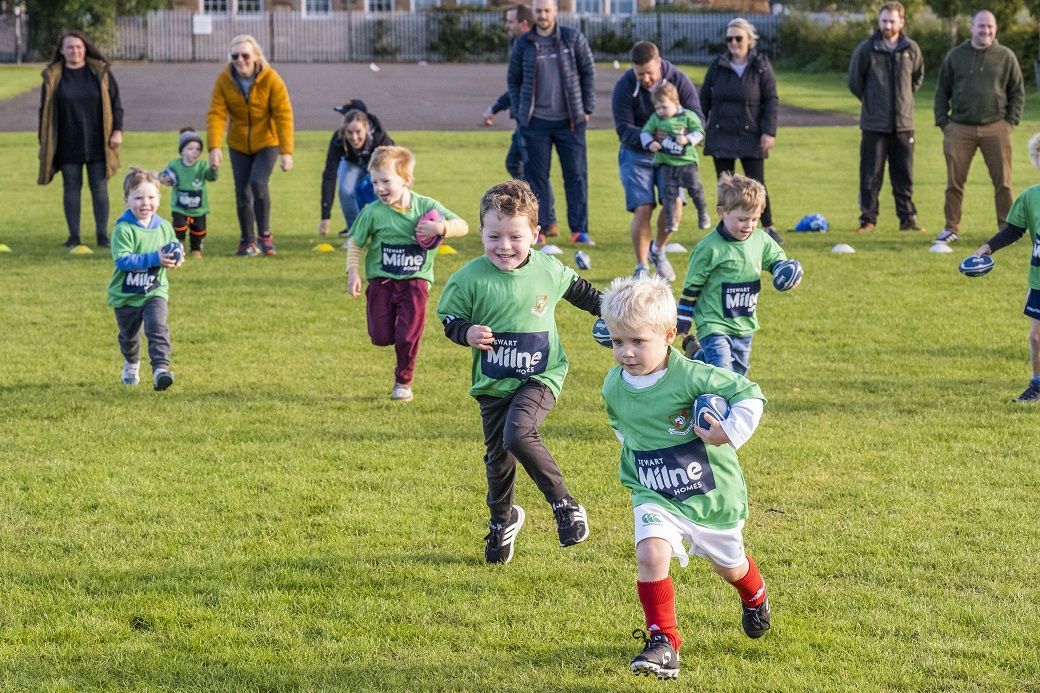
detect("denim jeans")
[697,333,754,375]
[337,158,366,230]
[521,117,588,233]
[507,128,556,225]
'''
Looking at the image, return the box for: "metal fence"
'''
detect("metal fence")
[109,10,781,63]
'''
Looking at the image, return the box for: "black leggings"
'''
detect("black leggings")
[229,146,279,244]
[60,161,109,242]
[713,157,773,229]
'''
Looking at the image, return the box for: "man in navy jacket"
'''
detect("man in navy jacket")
[612,41,704,278]
[508,0,596,245]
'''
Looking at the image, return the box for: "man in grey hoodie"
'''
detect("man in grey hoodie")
[848,1,924,234]
[933,9,1024,244]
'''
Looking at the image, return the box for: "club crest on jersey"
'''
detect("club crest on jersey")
[531,295,548,317]
[668,408,693,436]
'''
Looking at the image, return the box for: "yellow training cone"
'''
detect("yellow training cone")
[0,244,11,252]
[313,243,336,252]
[437,245,457,255]
[70,245,93,255]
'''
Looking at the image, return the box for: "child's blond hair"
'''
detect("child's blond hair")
[479,179,539,230]
[716,172,766,214]
[601,275,677,337]
[650,82,680,107]
[122,166,161,198]
[1030,133,1040,170]
[368,145,415,181]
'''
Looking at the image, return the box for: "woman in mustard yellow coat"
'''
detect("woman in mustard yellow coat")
[206,35,294,257]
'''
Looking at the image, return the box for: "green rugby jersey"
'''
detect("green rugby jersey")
[107,211,177,308]
[680,227,787,339]
[437,251,578,399]
[1005,184,1040,290]
[642,109,704,167]
[602,348,765,529]
[166,158,218,216]
[350,192,459,286]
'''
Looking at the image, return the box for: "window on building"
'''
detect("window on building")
[574,0,600,12]
[609,0,635,13]
[413,0,438,9]
[368,0,393,11]
[202,0,228,14]
[305,0,331,13]
[237,0,263,13]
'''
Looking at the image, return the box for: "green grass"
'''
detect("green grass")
[0,63,45,101]
[2,124,1040,691]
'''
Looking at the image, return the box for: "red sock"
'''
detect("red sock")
[730,555,767,608]
[637,578,682,651]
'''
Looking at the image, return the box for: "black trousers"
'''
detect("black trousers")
[60,161,109,243]
[858,130,916,225]
[476,380,570,525]
[713,157,773,228]
[229,146,279,244]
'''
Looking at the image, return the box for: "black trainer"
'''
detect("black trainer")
[551,497,589,547]
[741,598,771,638]
[1014,381,1040,403]
[630,630,679,679]
[485,504,525,564]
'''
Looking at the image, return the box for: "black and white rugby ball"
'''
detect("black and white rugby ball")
[772,259,803,291]
[161,241,184,264]
[592,318,613,348]
[694,394,729,429]
[959,254,994,277]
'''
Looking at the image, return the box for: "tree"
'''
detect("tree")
[27,0,166,57]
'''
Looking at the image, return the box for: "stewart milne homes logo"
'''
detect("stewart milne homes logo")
[531,295,548,318]
[668,408,693,436]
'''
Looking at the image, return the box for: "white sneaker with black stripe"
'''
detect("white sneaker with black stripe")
[485,504,525,564]
[552,497,589,547]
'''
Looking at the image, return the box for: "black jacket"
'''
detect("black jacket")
[611,59,704,154]
[848,30,923,133]
[701,49,778,160]
[508,22,596,128]
[320,102,393,220]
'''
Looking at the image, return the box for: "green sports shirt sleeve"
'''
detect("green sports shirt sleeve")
[1005,185,1040,290]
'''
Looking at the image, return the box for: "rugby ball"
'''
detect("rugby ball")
[415,209,444,250]
[160,166,178,187]
[592,318,613,348]
[694,393,730,430]
[772,259,803,291]
[574,250,591,270]
[959,254,994,277]
[161,241,184,264]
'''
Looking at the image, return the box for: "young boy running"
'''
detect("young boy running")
[437,180,600,564]
[601,275,771,679]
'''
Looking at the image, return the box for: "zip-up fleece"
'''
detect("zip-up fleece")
[933,39,1024,128]
[848,30,923,133]
[207,63,294,155]
[508,22,595,129]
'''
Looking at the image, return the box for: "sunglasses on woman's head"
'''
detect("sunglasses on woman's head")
[725,36,744,43]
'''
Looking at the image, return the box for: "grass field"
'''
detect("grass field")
[2,117,1040,690]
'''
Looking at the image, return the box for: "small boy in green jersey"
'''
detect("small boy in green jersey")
[437,180,601,564]
[346,146,468,403]
[972,133,1040,403]
[641,81,710,244]
[159,127,218,259]
[108,167,182,390]
[600,275,770,680]
[676,173,799,375]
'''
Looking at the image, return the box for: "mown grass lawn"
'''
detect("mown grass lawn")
[1,121,1039,690]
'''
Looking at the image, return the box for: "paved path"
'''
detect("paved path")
[1,61,857,133]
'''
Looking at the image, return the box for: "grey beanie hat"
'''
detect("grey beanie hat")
[178,128,204,153]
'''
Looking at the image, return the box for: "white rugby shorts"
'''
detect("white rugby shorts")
[633,503,745,569]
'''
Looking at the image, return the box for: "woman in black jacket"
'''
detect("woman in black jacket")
[317,100,394,238]
[701,18,782,244]
[38,29,123,248]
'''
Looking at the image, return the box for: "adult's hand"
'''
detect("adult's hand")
[209,149,223,169]
[760,134,775,152]
[318,219,330,237]
[584,113,591,124]
[280,154,293,172]
[109,130,123,149]
[483,107,495,126]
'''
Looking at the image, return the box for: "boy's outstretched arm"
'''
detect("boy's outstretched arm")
[562,277,602,316]
[345,239,363,297]
[977,223,1026,256]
